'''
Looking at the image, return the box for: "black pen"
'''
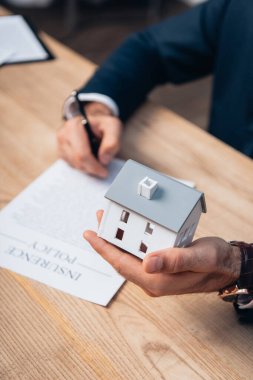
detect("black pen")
[63,91,101,158]
[74,91,101,158]
[80,108,100,158]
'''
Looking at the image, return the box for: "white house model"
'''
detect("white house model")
[98,160,206,260]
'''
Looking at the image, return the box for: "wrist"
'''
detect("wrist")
[63,91,114,121]
[232,241,253,289]
[63,91,82,120]
[217,241,241,289]
[228,244,242,283]
[219,242,253,305]
[84,102,114,117]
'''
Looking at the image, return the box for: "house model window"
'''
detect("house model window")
[139,241,148,253]
[115,228,124,241]
[145,222,155,235]
[120,210,130,223]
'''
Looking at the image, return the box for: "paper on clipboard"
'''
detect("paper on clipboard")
[0,15,54,65]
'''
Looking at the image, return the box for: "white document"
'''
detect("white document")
[169,176,195,188]
[0,159,125,306]
[0,15,51,64]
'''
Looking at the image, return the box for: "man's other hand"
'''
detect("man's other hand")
[84,210,241,297]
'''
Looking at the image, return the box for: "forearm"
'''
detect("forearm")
[79,0,228,121]
[79,32,167,121]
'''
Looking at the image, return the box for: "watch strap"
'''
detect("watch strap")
[63,91,84,120]
[230,241,253,290]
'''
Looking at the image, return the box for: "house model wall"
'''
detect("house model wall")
[98,160,206,260]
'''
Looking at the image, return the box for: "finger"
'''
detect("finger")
[83,230,138,272]
[80,152,108,178]
[84,230,151,287]
[97,120,122,165]
[143,247,197,274]
[67,122,108,178]
[96,210,104,226]
[60,138,108,178]
[59,141,76,167]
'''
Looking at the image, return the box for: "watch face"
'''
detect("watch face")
[63,95,81,120]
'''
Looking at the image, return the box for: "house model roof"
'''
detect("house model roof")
[105,160,206,233]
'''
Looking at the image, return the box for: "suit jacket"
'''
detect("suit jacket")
[79,0,253,157]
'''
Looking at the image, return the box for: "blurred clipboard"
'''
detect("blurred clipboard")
[0,15,54,66]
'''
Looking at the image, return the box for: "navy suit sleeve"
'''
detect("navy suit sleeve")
[78,0,230,121]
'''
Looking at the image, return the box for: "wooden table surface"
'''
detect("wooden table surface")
[0,7,253,380]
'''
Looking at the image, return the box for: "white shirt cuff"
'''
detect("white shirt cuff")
[237,299,253,309]
[77,93,119,117]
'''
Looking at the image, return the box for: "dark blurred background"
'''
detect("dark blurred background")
[2,0,211,129]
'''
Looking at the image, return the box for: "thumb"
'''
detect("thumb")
[98,119,122,165]
[143,248,196,274]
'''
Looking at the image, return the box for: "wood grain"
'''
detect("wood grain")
[1,7,253,380]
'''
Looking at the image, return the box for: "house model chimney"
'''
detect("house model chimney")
[138,177,158,200]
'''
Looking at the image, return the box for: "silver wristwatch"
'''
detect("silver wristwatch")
[63,91,83,120]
